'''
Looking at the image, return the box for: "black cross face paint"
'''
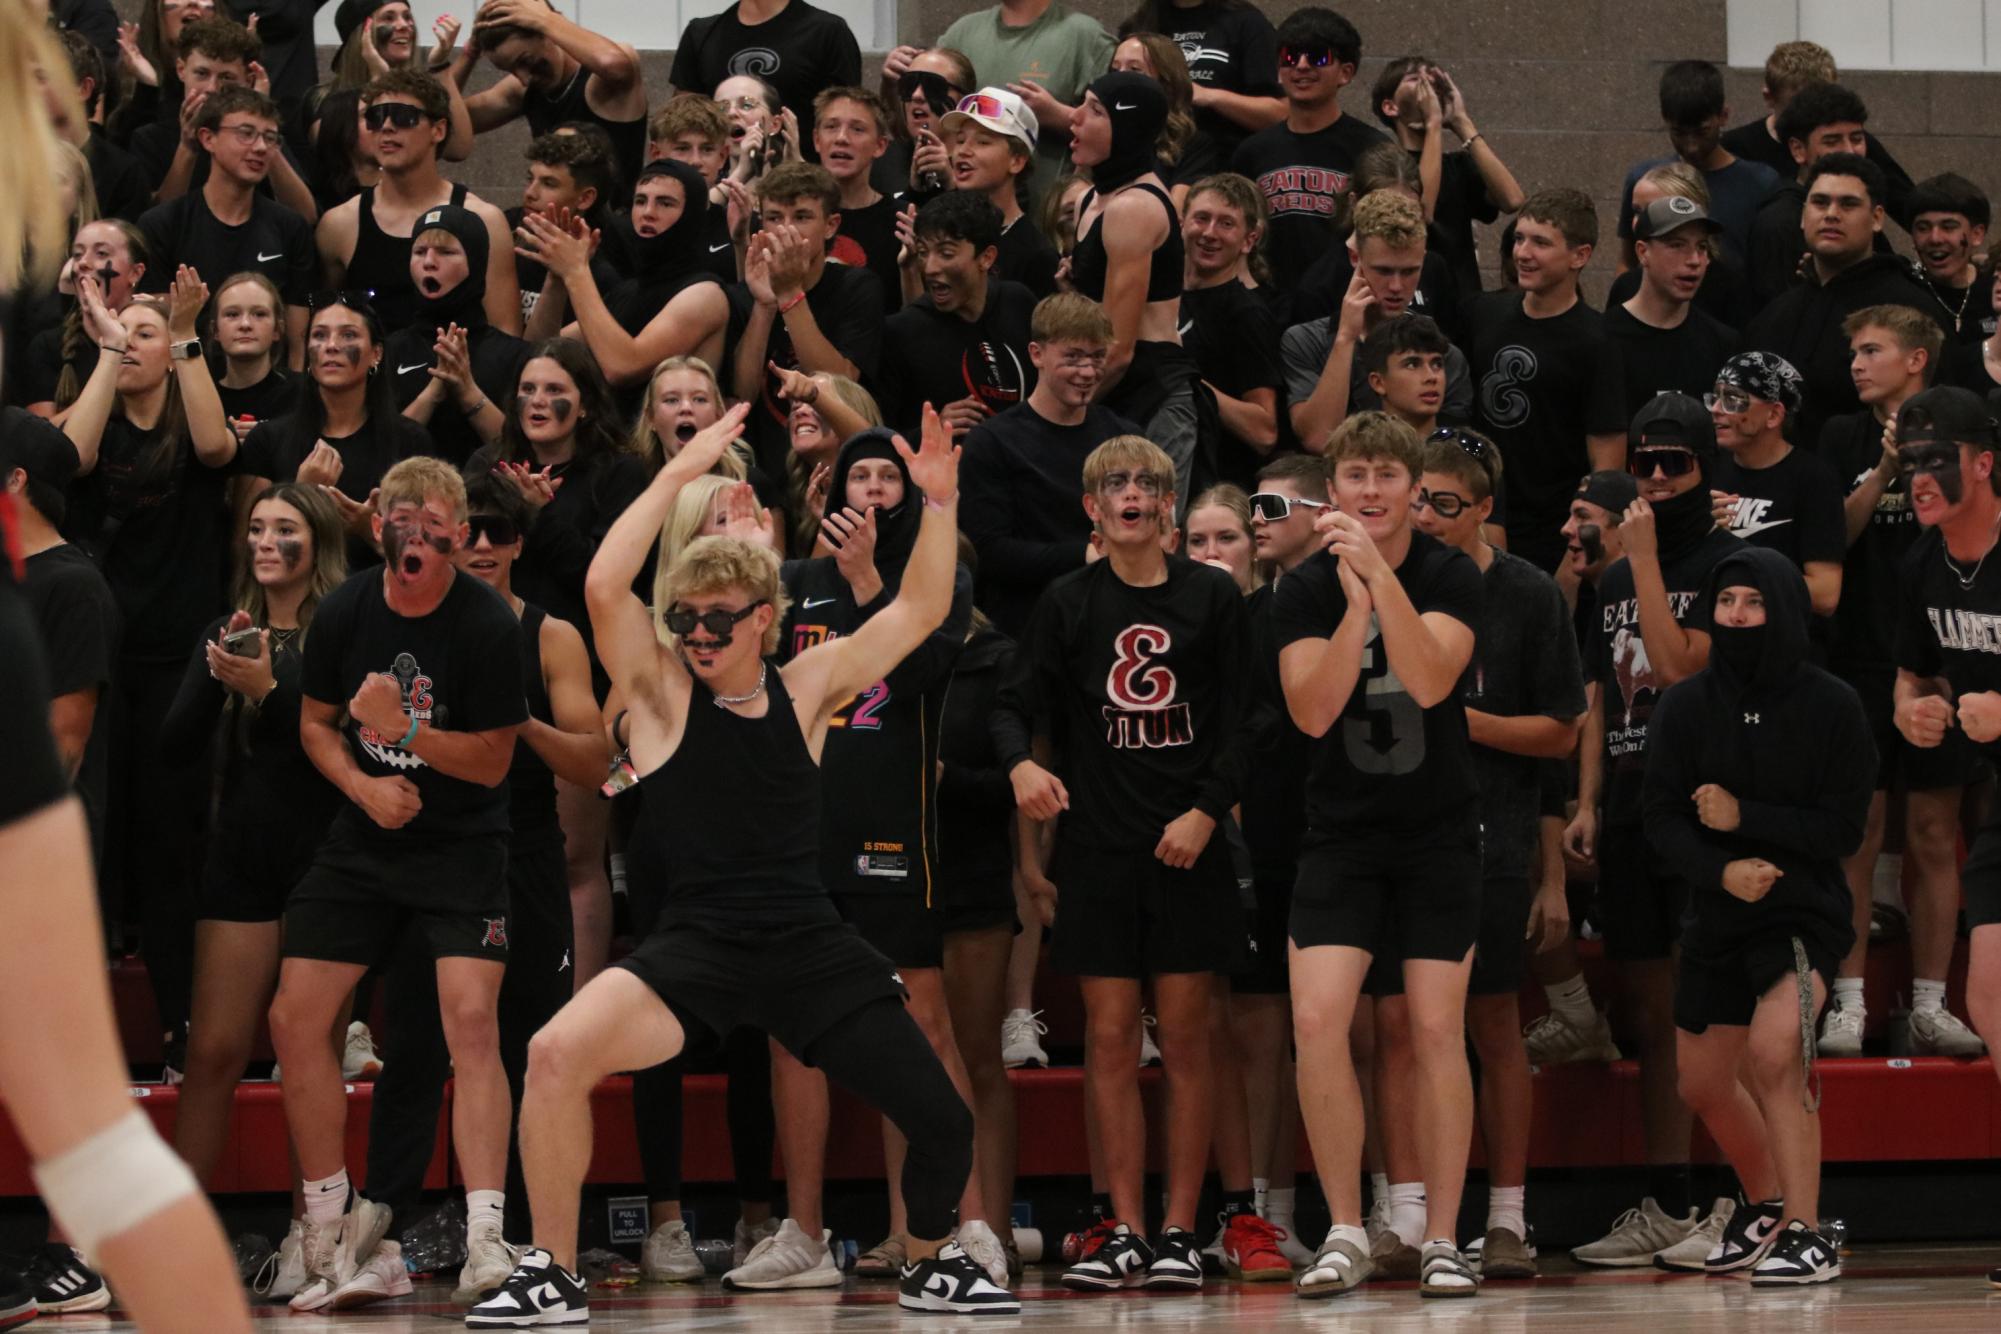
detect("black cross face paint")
[276,537,304,569]
[97,262,117,290]
[1578,522,1604,564]
[1900,441,1964,504]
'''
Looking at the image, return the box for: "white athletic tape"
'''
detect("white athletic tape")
[30,1109,198,1262]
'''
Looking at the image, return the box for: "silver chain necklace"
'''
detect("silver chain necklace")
[1931,274,1974,333]
[1942,517,2001,588]
[711,661,768,708]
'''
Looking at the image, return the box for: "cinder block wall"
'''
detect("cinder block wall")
[111,0,2001,302]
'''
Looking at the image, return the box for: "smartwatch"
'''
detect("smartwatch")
[170,338,202,361]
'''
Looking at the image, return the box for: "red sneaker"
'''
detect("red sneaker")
[1223,1213,1294,1282]
[1061,1217,1120,1264]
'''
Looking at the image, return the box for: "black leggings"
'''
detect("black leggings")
[803,997,973,1242]
[634,1027,775,1206]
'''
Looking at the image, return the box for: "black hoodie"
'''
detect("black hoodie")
[778,428,974,901]
[1643,547,1873,950]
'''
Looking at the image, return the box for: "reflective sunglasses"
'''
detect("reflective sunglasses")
[665,600,767,641]
[954,92,1009,123]
[1413,488,1475,519]
[898,71,962,107]
[1703,389,1755,414]
[466,514,519,547]
[1279,43,1336,68]
[1250,491,1332,522]
[1628,448,1699,478]
[1096,470,1168,496]
[362,102,428,132]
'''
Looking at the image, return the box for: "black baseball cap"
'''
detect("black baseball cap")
[1632,195,1722,241]
[0,408,81,494]
[1896,385,1999,448]
[1629,391,1716,456]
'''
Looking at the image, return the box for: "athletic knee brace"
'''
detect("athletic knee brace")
[30,1109,199,1262]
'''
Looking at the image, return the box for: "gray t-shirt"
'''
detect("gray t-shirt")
[938,3,1114,201]
[1464,548,1587,879]
[1280,317,1474,424]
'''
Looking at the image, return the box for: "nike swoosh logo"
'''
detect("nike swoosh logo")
[257,251,283,261]
[1733,517,1794,538]
[1177,319,1193,337]
[710,242,732,253]
[1115,102,1137,111]
[803,596,837,608]
[397,362,428,375]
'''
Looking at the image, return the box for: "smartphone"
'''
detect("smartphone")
[222,627,261,657]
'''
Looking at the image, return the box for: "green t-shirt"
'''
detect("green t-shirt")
[937,2,1114,204]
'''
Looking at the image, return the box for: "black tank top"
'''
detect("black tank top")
[347,183,470,331]
[628,662,837,931]
[1071,182,1184,305]
[525,69,646,197]
[505,603,559,842]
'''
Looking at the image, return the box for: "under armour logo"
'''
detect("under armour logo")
[1744,712,1760,724]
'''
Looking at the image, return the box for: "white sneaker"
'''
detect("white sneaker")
[1001,1009,1050,1069]
[733,1216,780,1268]
[455,1219,518,1305]
[342,1021,383,1079]
[1139,1011,1162,1066]
[327,1238,413,1309]
[1653,1197,1735,1272]
[1569,1198,1698,1267]
[642,1219,705,1283]
[955,1219,1010,1289]
[1524,1008,1621,1066]
[1265,1213,1314,1267]
[1908,1006,1987,1057]
[291,1199,388,1311]
[1818,1002,1865,1057]
[255,1218,308,1300]
[722,1218,843,1290]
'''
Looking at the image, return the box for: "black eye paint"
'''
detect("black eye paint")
[277,537,304,568]
[384,519,420,576]
[1578,523,1604,564]
[549,397,574,424]
[424,530,453,554]
[342,345,362,367]
[1901,443,1965,504]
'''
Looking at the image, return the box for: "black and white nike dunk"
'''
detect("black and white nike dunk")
[897,1242,1020,1314]
[464,1248,588,1328]
[1749,1221,1841,1287]
[1704,1199,1782,1273]
[23,1243,110,1313]
[1061,1223,1154,1290]
[1142,1227,1205,1291]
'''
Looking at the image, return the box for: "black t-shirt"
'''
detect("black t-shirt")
[506,204,626,329]
[300,568,527,847]
[63,419,232,661]
[0,570,66,828]
[523,69,648,199]
[1586,301,1739,436]
[829,191,907,314]
[1159,3,1280,162]
[1589,527,1741,827]
[1822,410,1914,682]
[239,409,433,566]
[1605,253,1757,330]
[1710,448,1846,572]
[22,541,119,853]
[1467,292,1605,571]
[1897,526,2001,771]
[1270,531,1483,834]
[876,279,1037,435]
[136,189,316,311]
[1242,580,1308,878]
[216,366,303,429]
[1229,113,1390,291]
[1181,279,1283,488]
[227,0,321,119]
[83,126,155,224]
[1918,274,1998,347]
[668,0,863,132]
[1423,148,1503,303]
[728,263,884,475]
[24,324,87,410]
[992,555,1254,851]
[383,322,533,467]
[996,216,1060,299]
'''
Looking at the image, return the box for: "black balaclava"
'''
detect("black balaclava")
[625,160,712,288]
[1083,72,1167,193]
[1701,546,1810,699]
[1650,472,1719,559]
[830,427,918,585]
[412,203,490,333]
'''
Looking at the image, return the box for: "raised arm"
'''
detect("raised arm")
[165,267,236,467]
[59,274,125,475]
[1621,501,1710,684]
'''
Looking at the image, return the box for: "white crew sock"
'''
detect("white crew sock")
[1388,1183,1427,1248]
[304,1169,349,1226]
[1544,974,1596,1028]
[1913,978,1947,1014]
[467,1189,505,1235]
[1252,1178,1269,1214]
[1264,1185,1296,1224]
[1486,1185,1526,1239]
[1831,976,1865,1013]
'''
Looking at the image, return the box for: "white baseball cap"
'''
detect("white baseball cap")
[939,87,1039,153]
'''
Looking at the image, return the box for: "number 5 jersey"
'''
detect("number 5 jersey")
[1270,532,1484,838]
[992,555,1258,853]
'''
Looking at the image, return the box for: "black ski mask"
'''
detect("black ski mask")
[829,427,919,585]
[1701,547,1810,699]
[625,160,712,289]
[411,203,490,334]
[1083,72,1167,193]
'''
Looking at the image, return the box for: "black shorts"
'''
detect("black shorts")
[1469,875,1533,996]
[283,824,512,967]
[1047,839,1240,979]
[1675,924,1847,1035]
[1595,824,1685,963]
[1231,872,1293,995]
[935,862,1020,936]
[1956,811,2001,929]
[197,809,332,923]
[1289,825,1482,963]
[834,891,944,970]
[616,918,907,1062]
[500,836,574,1032]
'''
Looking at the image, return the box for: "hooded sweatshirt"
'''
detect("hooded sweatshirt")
[778,428,974,901]
[384,203,532,467]
[605,160,718,336]
[1643,547,1873,951]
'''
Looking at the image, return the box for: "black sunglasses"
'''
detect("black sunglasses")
[1629,448,1698,478]
[665,600,767,641]
[898,71,962,107]
[467,513,519,547]
[307,288,377,312]
[1429,426,1493,460]
[362,102,428,132]
[1279,43,1336,68]
[1250,491,1331,523]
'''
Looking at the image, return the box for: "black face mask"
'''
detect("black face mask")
[1709,621,1764,680]
[1900,441,1965,504]
[625,160,712,288]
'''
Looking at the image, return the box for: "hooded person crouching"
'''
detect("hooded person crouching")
[1643,545,1874,1289]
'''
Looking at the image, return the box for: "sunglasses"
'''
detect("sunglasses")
[362,102,428,132]
[1279,44,1337,68]
[1629,448,1699,479]
[1429,426,1493,460]
[1097,470,1168,496]
[665,600,767,641]
[954,92,1010,124]
[1703,389,1756,414]
[1413,487,1475,519]
[467,513,519,547]
[307,288,377,313]
[1250,491,1332,522]
[898,71,962,107]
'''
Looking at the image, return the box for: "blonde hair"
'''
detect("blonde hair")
[377,456,467,521]
[1120,33,1196,168]
[1031,292,1114,346]
[6,13,85,293]
[1082,434,1177,496]
[629,355,750,479]
[654,535,789,655]
[658,473,739,576]
[1327,411,1424,476]
[56,140,99,235]
[1189,483,1253,536]
[1641,159,1710,208]
[1351,188,1426,251]
[1765,41,1836,99]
